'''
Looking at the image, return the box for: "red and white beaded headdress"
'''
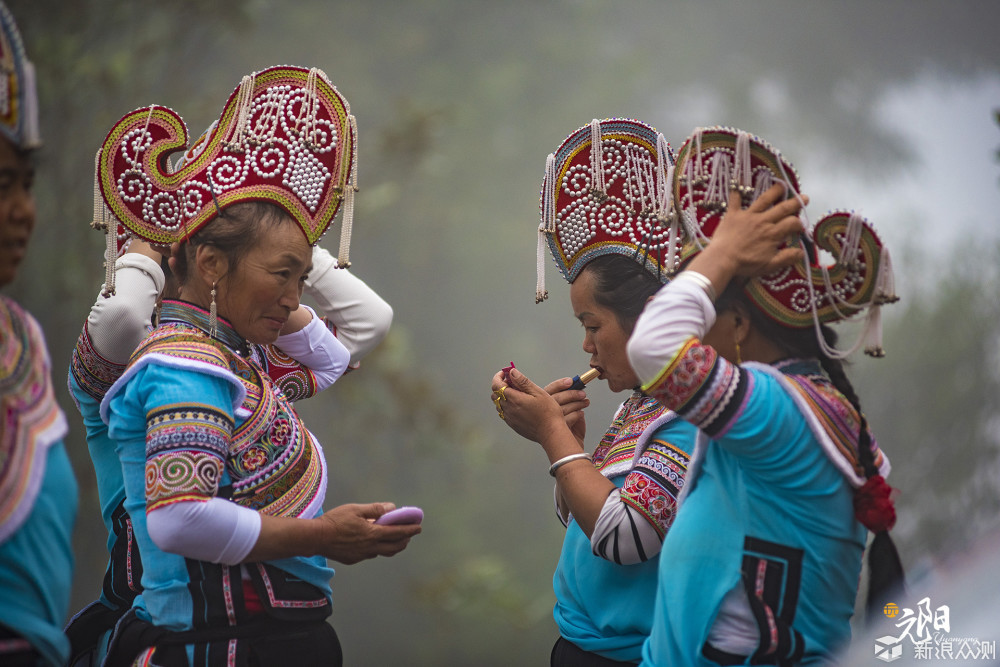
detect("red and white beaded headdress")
[536,118,679,303]
[0,1,41,150]
[672,126,898,357]
[94,65,357,258]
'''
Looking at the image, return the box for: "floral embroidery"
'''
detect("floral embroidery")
[240,446,268,471]
[621,440,690,536]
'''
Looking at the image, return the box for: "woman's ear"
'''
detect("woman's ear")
[193,244,227,286]
[732,303,752,345]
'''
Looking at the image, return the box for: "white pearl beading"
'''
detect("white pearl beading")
[115,78,341,233]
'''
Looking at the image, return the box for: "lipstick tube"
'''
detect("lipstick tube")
[569,368,600,390]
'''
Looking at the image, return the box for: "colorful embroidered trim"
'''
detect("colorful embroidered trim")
[0,297,68,541]
[69,320,127,401]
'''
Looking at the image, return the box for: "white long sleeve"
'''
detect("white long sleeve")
[87,253,165,364]
[627,272,717,387]
[146,497,262,565]
[273,305,351,392]
[304,245,393,365]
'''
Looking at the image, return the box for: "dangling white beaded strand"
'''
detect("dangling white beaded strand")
[735,131,752,191]
[839,211,864,267]
[535,223,549,304]
[542,153,557,234]
[589,119,605,195]
[101,223,117,298]
[295,68,320,145]
[337,114,358,268]
[224,75,254,149]
[536,153,558,303]
[209,282,218,338]
[655,133,672,217]
[92,149,119,297]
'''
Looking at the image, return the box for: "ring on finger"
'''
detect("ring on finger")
[498,386,507,402]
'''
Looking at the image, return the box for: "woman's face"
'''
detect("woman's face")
[0,138,35,288]
[569,268,640,393]
[216,215,312,345]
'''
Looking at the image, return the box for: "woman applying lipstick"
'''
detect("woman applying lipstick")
[491,119,696,667]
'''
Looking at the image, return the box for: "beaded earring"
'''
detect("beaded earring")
[209,282,218,338]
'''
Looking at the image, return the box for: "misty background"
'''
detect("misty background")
[7,0,1000,663]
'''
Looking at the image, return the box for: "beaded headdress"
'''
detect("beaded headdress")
[673,126,898,357]
[536,118,679,303]
[94,65,357,255]
[0,2,41,150]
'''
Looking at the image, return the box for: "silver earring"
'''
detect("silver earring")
[209,281,218,338]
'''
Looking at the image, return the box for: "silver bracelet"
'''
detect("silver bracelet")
[678,270,717,303]
[548,452,593,477]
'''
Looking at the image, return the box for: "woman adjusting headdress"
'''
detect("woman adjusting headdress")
[628,126,902,666]
[90,66,418,667]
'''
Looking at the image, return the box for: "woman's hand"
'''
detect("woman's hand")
[542,376,589,447]
[312,503,421,565]
[688,183,807,296]
[251,502,420,564]
[491,368,572,445]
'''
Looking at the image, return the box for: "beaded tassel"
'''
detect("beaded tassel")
[93,149,118,297]
[337,113,358,269]
[589,119,605,196]
[655,132,672,216]
[734,130,752,191]
[223,75,254,150]
[102,225,117,298]
[21,60,41,148]
[864,246,899,358]
[839,211,864,267]
[536,153,557,303]
[295,68,320,145]
[209,282,218,338]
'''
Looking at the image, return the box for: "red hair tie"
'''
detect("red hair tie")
[854,475,897,533]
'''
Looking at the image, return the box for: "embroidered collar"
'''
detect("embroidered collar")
[772,357,822,377]
[158,300,249,356]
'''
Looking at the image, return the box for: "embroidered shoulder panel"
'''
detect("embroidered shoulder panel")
[782,372,886,480]
[593,394,667,477]
[129,322,233,373]
[0,296,67,540]
[621,438,691,537]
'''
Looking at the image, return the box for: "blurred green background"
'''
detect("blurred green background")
[7,0,1000,663]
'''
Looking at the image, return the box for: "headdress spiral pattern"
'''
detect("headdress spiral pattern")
[673,126,898,357]
[536,119,679,302]
[96,66,356,247]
